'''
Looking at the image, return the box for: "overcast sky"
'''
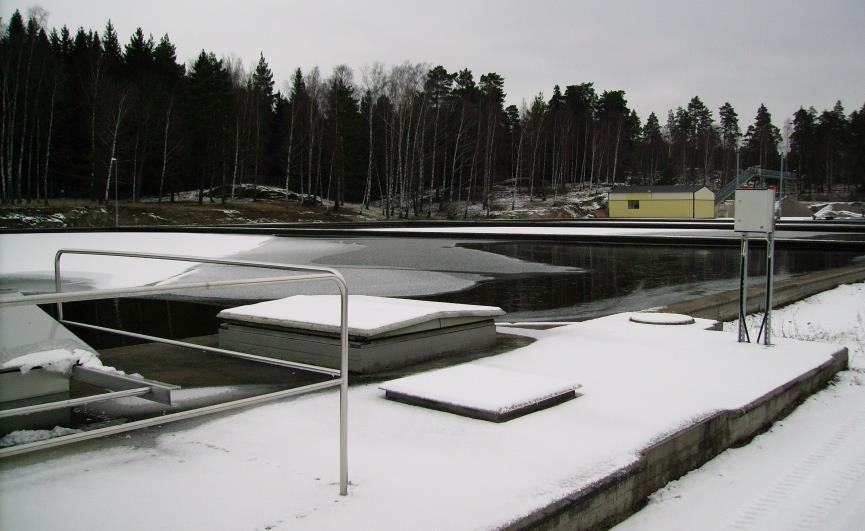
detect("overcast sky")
[5,0,864,125]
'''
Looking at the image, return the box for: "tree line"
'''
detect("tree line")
[2,9,863,215]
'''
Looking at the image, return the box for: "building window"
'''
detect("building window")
[628,200,640,209]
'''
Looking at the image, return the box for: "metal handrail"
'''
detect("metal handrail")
[0,248,350,496]
[715,166,759,205]
[0,387,151,419]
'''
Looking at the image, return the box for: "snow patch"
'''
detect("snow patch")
[0,427,82,448]
[2,346,136,378]
[2,347,100,375]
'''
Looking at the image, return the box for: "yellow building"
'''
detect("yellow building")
[608,185,715,218]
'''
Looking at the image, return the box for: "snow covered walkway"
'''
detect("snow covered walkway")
[0,303,849,530]
[615,283,865,531]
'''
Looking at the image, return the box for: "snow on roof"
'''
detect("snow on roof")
[610,185,709,194]
[217,295,505,338]
[380,364,580,416]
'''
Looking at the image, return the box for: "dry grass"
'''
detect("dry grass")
[0,198,371,228]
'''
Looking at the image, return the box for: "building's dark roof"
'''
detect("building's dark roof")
[609,185,709,194]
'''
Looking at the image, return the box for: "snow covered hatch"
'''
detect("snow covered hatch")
[217,295,505,374]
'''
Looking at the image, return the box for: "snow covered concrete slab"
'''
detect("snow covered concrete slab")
[217,294,504,338]
[614,283,865,531]
[380,364,580,421]
[0,311,848,531]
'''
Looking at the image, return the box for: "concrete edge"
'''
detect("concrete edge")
[383,389,578,423]
[501,346,849,531]
[661,263,865,322]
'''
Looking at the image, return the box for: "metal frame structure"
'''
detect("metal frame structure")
[736,233,775,345]
[0,249,350,495]
[734,189,776,346]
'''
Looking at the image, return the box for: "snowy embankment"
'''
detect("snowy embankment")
[615,283,865,531]
[0,304,847,531]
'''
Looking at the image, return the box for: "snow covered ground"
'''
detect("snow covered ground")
[615,283,865,531]
[0,296,852,530]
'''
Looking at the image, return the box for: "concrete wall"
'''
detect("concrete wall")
[503,347,848,531]
[219,320,498,374]
[662,263,865,322]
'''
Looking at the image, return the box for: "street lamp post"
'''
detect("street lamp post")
[735,136,742,185]
[111,157,118,227]
[781,119,793,204]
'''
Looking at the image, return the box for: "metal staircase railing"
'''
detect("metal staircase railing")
[715,166,759,205]
[715,166,791,205]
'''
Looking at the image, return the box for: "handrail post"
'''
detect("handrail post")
[54,250,64,320]
[334,273,349,496]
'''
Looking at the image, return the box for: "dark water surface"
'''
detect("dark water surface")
[422,242,863,320]
[52,240,864,349]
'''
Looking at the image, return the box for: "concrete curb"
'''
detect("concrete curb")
[661,263,865,322]
[503,347,849,531]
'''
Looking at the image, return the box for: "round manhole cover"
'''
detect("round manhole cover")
[629,313,695,325]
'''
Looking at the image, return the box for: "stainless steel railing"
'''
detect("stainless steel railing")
[0,248,350,495]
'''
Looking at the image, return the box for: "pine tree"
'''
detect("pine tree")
[845,103,865,195]
[122,27,155,201]
[479,72,505,213]
[563,83,596,187]
[153,34,183,200]
[743,104,781,170]
[101,20,122,75]
[815,101,848,193]
[424,65,455,211]
[642,112,665,183]
[718,102,740,184]
[284,67,307,198]
[790,106,817,192]
[251,53,274,182]
[686,96,713,185]
[186,51,233,203]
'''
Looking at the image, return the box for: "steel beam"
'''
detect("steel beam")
[71,366,178,405]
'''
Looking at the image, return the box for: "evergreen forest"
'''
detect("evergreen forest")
[2,10,863,217]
